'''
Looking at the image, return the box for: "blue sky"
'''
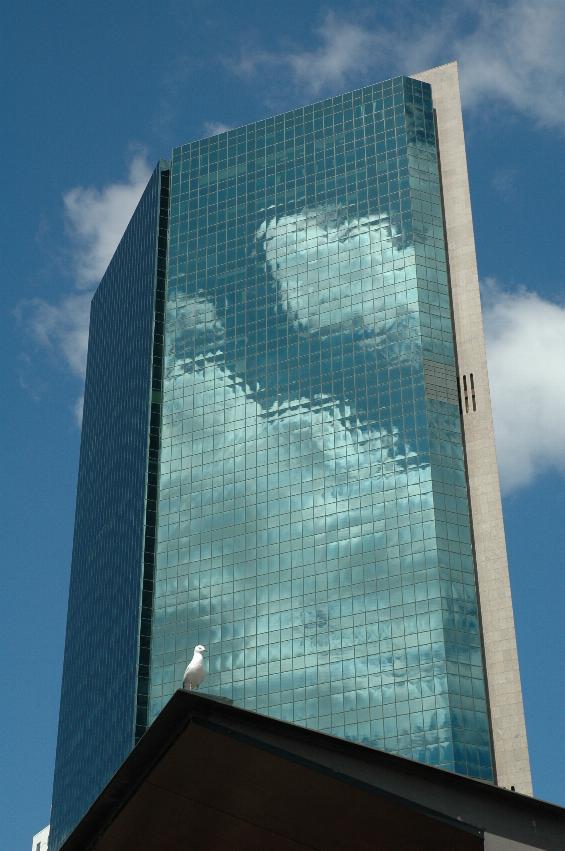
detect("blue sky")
[2,1,564,847]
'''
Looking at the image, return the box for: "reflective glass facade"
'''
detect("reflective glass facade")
[52,74,497,851]
[149,76,494,781]
[50,163,169,851]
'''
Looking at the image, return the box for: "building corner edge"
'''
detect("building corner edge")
[411,61,532,794]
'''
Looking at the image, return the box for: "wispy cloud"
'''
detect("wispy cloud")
[230,11,398,97]
[491,167,517,200]
[457,0,565,129]
[230,2,565,130]
[16,293,92,379]
[202,121,232,137]
[18,153,151,422]
[153,55,192,140]
[483,280,565,493]
[73,395,84,428]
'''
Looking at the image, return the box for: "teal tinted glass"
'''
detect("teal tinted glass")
[49,165,168,850]
[150,77,493,781]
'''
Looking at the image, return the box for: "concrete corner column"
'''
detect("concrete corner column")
[412,61,532,794]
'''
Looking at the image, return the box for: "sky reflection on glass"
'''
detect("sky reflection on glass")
[150,77,494,781]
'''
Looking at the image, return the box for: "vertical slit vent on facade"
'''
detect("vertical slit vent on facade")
[470,372,477,411]
[462,373,469,413]
[458,372,478,414]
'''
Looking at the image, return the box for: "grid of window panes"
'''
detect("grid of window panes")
[150,76,494,781]
[50,165,166,851]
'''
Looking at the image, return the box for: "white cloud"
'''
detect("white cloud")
[232,2,565,130]
[64,154,151,287]
[231,12,394,96]
[275,14,389,96]
[18,153,151,422]
[456,1,565,130]
[483,280,565,493]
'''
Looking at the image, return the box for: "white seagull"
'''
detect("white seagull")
[183,644,207,691]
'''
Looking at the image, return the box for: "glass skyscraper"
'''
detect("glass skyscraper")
[50,63,530,850]
[49,161,170,850]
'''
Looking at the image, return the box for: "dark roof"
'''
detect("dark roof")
[62,690,565,851]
